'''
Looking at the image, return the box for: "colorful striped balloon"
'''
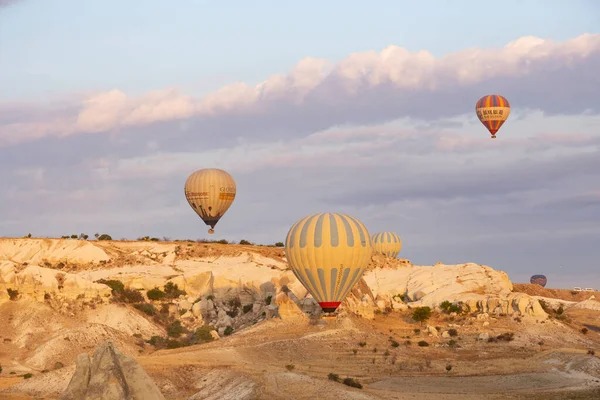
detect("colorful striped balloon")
[371,232,402,258]
[284,212,373,313]
[475,94,511,139]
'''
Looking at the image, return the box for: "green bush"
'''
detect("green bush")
[448,329,458,337]
[23,373,33,379]
[164,282,186,299]
[242,304,253,314]
[328,373,340,382]
[412,307,432,325]
[167,321,184,337]
[440,300,451,311]
[239,239,251,245]
[97,234,112,241]
[192,326,215,344]
[390,340,400,348]
[274,242,284,247]
[147,288,166,301]
[224,326,233,336]
[134,303,157,316]
[121,288,144,303]
[418,340,429,347]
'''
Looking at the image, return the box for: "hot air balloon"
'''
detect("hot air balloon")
[184,168,236,234]
[371,232,402,258]
[475,94,510,139]
[284,212,373,314]
[530,274,547,287]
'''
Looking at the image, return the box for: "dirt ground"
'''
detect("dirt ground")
[514,284,599,302]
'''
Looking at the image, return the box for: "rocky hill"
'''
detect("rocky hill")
[0,238,598,399]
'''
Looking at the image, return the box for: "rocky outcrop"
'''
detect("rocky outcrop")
[61,341,164,400]
[0,262,111,301]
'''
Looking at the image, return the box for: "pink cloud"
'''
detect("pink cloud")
[1,34,599,146]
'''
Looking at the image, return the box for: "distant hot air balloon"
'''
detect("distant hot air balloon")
[371,232,402,258]
[184,168,236,234]
[475,94,511,139]
[530,274,547,287]
[284,212,373,314]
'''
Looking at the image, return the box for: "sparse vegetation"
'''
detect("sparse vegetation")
[274,242,284,247]
[147,287,166,301]
[23,373,33,379]
[163,282,186,299]
[7,288,19,301]
[166,321,184,337]
[328,373,340,382]
[224,326,234,336]
[418,340,429,347]
[588,350,595,356]
[342,377,363,389]
[134,303,157,316]
[446,364,453,372]
[358,341,367,347]
[239,239,251,245]
[285,364,295,371]
[581,327,588,334]
[242,304,253,314]
[448,328,458,337]
[390,340,400,347]
[488,332,515,343]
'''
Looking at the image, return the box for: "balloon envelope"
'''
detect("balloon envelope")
[184,168,236,234]
[284,212,373,313]
[371,232,402,258]
[475,94,510,138]
[530,274,547,287]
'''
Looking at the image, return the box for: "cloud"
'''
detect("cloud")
[1,34,600,149]
[0,0,23,8]
[1,34,600,289]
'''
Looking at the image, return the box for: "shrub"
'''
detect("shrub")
[440,300,451,311]
[166,340,183,349]
[448,329,458,337]
[228,297,242,310]
[418,340,429,347]
[328,373,340,382]
[97,234,112,241]
[274,242,284,247]
[358,341,367,347]
[265,295,272,305]
[216,239,228,244]
[164,282,186,299]
[192,326,215,344]
[352,349,358,355]
[342,377,362,389]
[54,362,64,369]
[121,289,144,303]
[147,336,166,348]
[581,327,589,334]
[167,321,184,337]
[413,328,421,334]
[134,303,157,316]
[239,239,251,245]
[448,304,462,313]
[7,288,19,300]
[448,339,457,347]
[588,349,595,356]
[285,364,295,371]
[390,340,400,348]
[242,304,253,314]
[23,373,33,379]
[0,365,2,373]
[147,288,166,301]
[96,279,125,294]
[446,364,453,372]
[224,326,234,336]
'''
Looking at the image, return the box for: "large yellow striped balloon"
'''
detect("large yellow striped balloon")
[371,232,402,258]
[184,168,236,234]
[284,212,373,313]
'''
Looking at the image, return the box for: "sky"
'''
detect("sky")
[0,0,599,289]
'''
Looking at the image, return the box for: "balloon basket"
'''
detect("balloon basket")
[490,135,496,139]
[208,229,215,234]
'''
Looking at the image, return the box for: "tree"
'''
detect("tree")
[274,242,284,247]
[412,306,432,326]
[94,233,100,239]
[97,234,112,241]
